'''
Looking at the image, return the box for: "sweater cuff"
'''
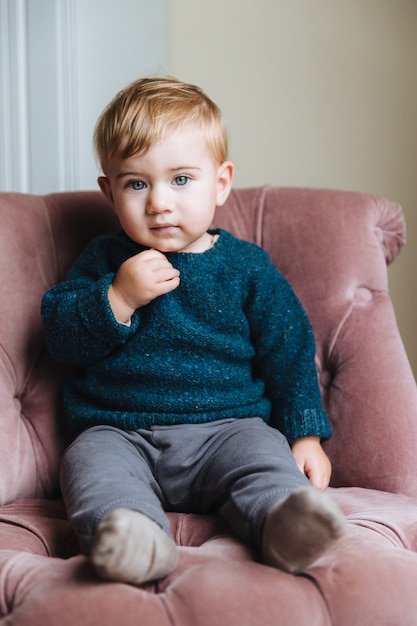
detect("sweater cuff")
[77,273,139,342]
[280,408,332,445]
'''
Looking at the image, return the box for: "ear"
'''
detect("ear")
[98,176,115,206]
[216,161,234,206]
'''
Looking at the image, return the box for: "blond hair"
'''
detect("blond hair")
[94,76,229,173]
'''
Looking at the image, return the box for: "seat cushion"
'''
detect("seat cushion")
[1,487,417,625]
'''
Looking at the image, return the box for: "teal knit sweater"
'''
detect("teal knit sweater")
[41,229,331,443]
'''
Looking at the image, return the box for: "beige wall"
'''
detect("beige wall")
[168,0,417,377]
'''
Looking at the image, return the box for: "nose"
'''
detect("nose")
[146,184,173,214]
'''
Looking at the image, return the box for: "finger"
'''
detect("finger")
[153,267,180,285]
[309,469,329,491]
[132,252,179,282]
[139,248,167,261]
[155,274,180,296]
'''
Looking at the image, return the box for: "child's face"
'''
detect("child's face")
[98,126,234,253]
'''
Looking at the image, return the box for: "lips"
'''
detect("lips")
[151,223,178,230]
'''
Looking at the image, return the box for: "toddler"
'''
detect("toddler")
[42,75,345,585]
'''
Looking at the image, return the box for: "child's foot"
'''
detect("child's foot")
[262,487,346,574]
[91,508,178,584]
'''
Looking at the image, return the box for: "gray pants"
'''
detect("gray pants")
[60,417,310,554]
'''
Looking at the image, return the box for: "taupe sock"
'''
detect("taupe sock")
[91,508,178,584]
[262,487,346,574]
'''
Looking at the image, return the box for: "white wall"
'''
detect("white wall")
[168,0,417,377]
[0,0,168,193]
[74,0,168,190]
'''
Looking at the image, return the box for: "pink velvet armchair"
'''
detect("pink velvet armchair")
[1,186,417,625]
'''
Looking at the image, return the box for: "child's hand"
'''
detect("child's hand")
[108,249,180,323]
[291,436,332,491]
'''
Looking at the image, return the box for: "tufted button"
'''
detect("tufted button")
[319,370,333,388]
[354,287,373,304]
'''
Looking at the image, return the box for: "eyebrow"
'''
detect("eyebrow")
[170,166,202,172]
[116,165,202,180]
[116,171,140,180]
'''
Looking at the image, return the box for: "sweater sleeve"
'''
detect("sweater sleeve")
[41,235,139,366]
[245,249,331,443]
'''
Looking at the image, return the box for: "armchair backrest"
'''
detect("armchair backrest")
[1,187,416,505]
[212,186,417,496]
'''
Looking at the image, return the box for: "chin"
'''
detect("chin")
[154,243,184,253]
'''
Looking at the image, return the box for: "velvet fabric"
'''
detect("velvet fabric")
[1,186,417,625]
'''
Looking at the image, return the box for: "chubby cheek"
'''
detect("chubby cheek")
[116,211,144,240]
[116,200,143,224]
[183,196,217,229]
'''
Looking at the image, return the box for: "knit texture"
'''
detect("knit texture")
[41,229,331,443]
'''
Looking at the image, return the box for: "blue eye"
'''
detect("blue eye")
[127,180,146,191]
[173,175,190,186]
